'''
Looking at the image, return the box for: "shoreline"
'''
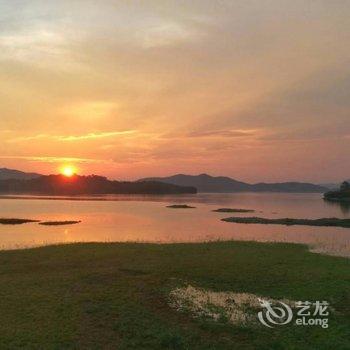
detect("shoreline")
[0,239,349,259]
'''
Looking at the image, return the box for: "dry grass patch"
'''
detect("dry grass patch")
[169,285,294,326]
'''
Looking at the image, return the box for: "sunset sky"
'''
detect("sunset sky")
[0,0,349,182]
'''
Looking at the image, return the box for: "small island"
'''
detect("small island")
[221,216,350,228]
[324,181,350,202]
[213,208,254,213]
[166,204,196,209]
[39,220,81,226]
[0,218,39,225]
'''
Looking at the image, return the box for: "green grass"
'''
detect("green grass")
[0,241,349,349]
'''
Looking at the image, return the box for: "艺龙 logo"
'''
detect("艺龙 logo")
[258,299,293,328]
[258,299,330,328]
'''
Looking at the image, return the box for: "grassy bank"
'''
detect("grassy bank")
[0,241,349,349]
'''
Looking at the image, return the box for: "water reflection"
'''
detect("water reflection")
[0,193,349,257]
[324,198,350,215]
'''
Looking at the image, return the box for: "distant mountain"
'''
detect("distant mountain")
[320,183,338,190]
[321,180,350,190]
[139,174,328,193]
[251,182,328,193]
[140,174,250,192]
[0,174,197,195]
[0,168,42,180]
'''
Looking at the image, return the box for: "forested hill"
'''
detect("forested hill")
[0,175,197,195]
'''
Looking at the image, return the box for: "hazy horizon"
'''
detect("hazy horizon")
[1,166,347,185]
[1,1,349,182]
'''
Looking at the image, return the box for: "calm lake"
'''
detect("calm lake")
[0,193,349,256]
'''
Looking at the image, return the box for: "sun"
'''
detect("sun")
[60,165,77,177]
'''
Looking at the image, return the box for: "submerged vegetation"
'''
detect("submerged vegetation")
[0,218,39,225]
[222,216,350,228]
[39,220,81,226]
[213,208,254,213]
[0,241,348,349]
